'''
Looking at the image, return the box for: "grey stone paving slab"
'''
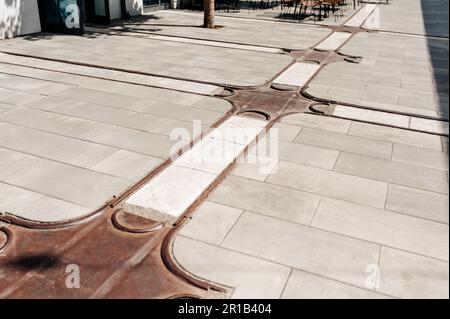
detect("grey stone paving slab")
[267,161,388,208]
[280,113,351,133]
[27,98,169,133]
[231,147,279,182]
[209,175,320,225]
[0,123,117,169]
[174,236,291,299]
[2,154,131,209]
[312,197,449,261]
[90,150,163,181]
[307,32,449,117]
[295,127,393,160]
[18,196,92,222]
[281,270,389,299]
[221,212,380,288]
[0,32,292,87]
[392,143,449,171]
[364,0,449,37]
[115,10,330,50]
[348,122,443,150]
[378,247,449,299]
[0,68,228,221]
[179,201,243,245]
[271,122,302,142]
[386,184,449,224]
[0,147,40,180]
[0,182,44,213]
[150,119,208,138]
[278,140,339,170]
[333,152,449,194]
[0,107,101,138]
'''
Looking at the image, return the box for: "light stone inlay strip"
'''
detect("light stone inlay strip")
[272,62,321,88]
[125,116,267,218]
[332,105,449,135]
[345,3,379,27]
[315,32,353,51]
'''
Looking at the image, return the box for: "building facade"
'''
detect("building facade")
[0,0,145,39]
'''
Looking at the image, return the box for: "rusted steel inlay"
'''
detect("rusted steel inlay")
[0,209,226,299]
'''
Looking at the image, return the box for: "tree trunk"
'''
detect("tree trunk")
[203,0,215,28]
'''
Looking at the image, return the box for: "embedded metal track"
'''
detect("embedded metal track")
[0,209,227,299]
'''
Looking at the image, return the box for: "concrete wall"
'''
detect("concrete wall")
[0,0,41,39]
[109,0,122,19]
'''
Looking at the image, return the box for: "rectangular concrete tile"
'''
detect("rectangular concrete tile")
[346,4,378,27]
[150,118,208,138]
[271,122,302,142]
[410,117,449,135]
[0,182,44,213]
[208,116,267,145]
[315,32,353,51]
[334,152,449,194]
[348,121,443,150]
[312,197,449,261]
[31,100,169,133]
[281,113,351,133]
[174,137,245,174]
[233,157,279,184]
[173,236,291,299]
[267,161,387,208]
[281,270,389,299]
[0,147,40,180]
[90,150,162,181]
[273,62,321,87]
[279,141,339,170]
[209,175,320,225]
[179,201,243,245]
[392,144,448,171]
[17,196,91,222]
[0,123,117,169]
[378,247,449,299]
[3,157,131,209]
[295,127,393,160]
[113,100,224,126]
[386,184,449,224]
[0,107,100,138]
[80,124,187,159]
[222,212,380,288]
[333,105,410,128]
[231,138,280,181]
[126,165,216,218]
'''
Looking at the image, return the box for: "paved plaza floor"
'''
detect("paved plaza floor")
[0,0,448,299]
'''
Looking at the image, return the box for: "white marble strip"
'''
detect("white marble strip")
[125,116,267,218]
[272,62,321,88]
[0,53,222,95]
[344,3,378,27]
[410,118,449,135]
[332,105,449,135]
[315,32,352,51]
[333,105,410,128]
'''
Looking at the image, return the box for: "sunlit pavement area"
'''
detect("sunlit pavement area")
[0,0,449,299]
